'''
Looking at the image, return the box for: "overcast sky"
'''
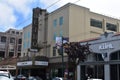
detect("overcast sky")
[0,0,120,32]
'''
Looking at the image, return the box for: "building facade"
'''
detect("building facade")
[47,3,120,78]
[0,29,22,75]
[17,8,49,80]
[18,3,120,79]
[77,32,120,80]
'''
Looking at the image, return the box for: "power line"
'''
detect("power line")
[45,0,62,9]
[73,0,81,4]
[15,17,32,28]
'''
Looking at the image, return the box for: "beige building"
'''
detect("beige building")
[47,3,120,78]
[0,29,22,75]
[17,3,120,79]
[48,3,120,57]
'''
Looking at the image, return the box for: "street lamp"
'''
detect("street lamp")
[56,36,69,78]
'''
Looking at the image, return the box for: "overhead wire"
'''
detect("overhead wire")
[14,0,81,31]
[45,0,62,9]
[15,0,63,28]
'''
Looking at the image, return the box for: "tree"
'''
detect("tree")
[63,42,91,79]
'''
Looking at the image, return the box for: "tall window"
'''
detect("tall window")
[59,30,63,37]
[90,19,102,28]
[18,39,22,44]
[10,37,15,43]
[53,46,56,56]
[106,23,117,31]
[18,45,21,51]
[53,19,57,27]
[53,32,57,41]
[59,16,63,26]
[1,36,6,43]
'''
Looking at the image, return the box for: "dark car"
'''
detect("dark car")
[15,74,26,80]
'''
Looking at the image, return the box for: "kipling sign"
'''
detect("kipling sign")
[99,43,114,50]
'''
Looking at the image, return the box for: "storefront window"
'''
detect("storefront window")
[95,53,104,61]
[110,51,120,60]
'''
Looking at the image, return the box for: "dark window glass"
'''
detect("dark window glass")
[18,45,21,51]
[18,39,22,44]
[16,32,19,34]
[12,31,15,34]
[110,52,118,60]
[95,54,104,61]
[1,36,6,42]
[110,65,118,80]
[18,53,21,57]
[9,52,14,57]
[53,47,56,56]
[10,37,15,43]
[106,23,117,31]
[90,19,102,28]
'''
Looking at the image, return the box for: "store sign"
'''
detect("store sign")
[35,61,48,66]
[0,65,16,70]
[17,61,32,66]
[99,43,114,50]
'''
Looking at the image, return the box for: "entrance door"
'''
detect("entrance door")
[81,65,104,80]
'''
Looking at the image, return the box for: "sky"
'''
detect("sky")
[0,0,120,32]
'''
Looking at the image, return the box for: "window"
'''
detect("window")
[106,23,117,31]
[59,30,63,37]
[110,51,120,60]
[18,39,22,44]
[12,31,15,34]
[53,46,56,56]
[9,52,14,57]
[18,45,21,51]
[53,32,57,41]
[90,19,102,28]
[10,37,15,43]
[53,19,57,27]
[1,36,6,43]
[59,16,63,26]
[28,32,31,38]
[16,32,19,34]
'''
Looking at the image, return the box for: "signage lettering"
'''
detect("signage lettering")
[99,43,113,50]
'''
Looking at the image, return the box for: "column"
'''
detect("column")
[104,64,110,80]
[77,64,81,80]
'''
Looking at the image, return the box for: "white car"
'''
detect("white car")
[0,71,14,80]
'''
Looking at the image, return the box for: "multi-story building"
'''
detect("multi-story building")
[21,24,32,57]
[17,3,120,80]
[47,3,120,79]
[17,8,49,79]
[0,29,22,75]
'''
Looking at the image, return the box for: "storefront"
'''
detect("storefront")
[0,57,17,76]
[17,56,49,80]
[77,32,120,80]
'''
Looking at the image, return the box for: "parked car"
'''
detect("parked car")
[27,76,43,80]
[15,74,27,80]
[27,76,37,80]
[52,77,63,80]
[0,71,14,80]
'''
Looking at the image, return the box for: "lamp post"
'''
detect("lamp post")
[61,37,64,78]
[56,36,69,78]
